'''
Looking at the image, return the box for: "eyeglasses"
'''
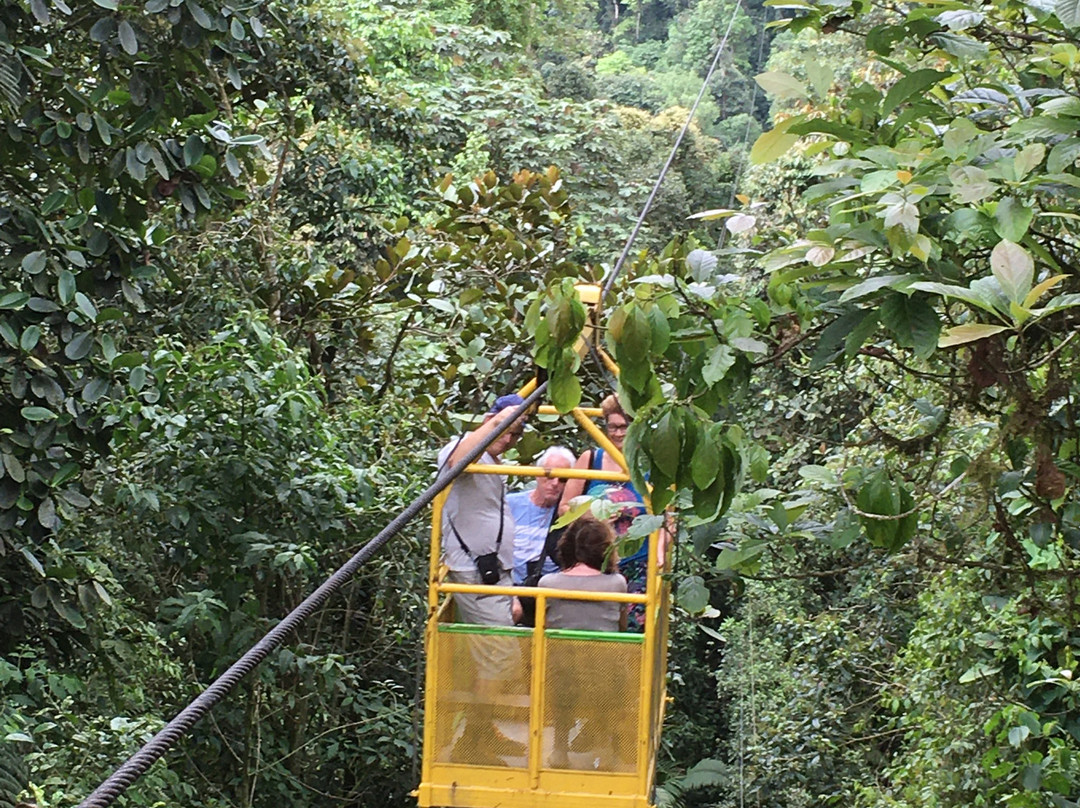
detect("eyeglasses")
[605,420,628,433]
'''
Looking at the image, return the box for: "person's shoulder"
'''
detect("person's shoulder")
[436,437,461,464]
[610,573,628,592]
[507,489,531,503]
[537,572,561,588]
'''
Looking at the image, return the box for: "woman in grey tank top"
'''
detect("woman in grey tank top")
[538,518,627,632]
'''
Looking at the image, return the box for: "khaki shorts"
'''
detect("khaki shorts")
[447,568,514,626]
[447,569,517,680]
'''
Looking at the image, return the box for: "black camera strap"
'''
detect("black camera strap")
[446,481,504,562]
[439,432,505,563]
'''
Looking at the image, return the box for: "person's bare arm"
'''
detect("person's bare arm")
[558,450,592,514]
[446,412,513,467]
[619,604,628,632]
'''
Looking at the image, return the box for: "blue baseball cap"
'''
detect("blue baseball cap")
[488,394,525,414]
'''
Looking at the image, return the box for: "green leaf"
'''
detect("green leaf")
[1008,725,1031,746]
[1048,137,1080,173]
[37,496,57,530]
[827,509,861,549]
[73,291,97,321]
[625,514,665,540]
[838,274,920,303]
[52,599,87,629]
[692,473,725,519]
[22,406,57,421]
[881,69,950,118]
[990,240,1034,303]
[879,293,941,357]
[58,270,76,305]
[754,71,807,99]
[715,540,765,572]
[553,497,594,529]
[183,135,205,167]
[1007,116,1078,140]
[647,306,670,354]
[19,325,40,352]
[938,323,1009,347]
[0,292,30,310]
[931,32,988,59]
[21,548,44,576]
[118,20,138,54]
[41,191,68,215]
[64,331,93,360]
[845,310,880,358]
[750,125,799,165]
[650,412,681,480]
[910,281,1004,316]
[691,431,721,489]
[30,0,49,23]
[702,344,735,386]
[185,0,213,28]
[994,198,1035,242]
[686,249,718,281]
[805,58,833,99]
[676,575,710,613]
[1058,0,1080,28]
[549,366,581,414]
[620,306,651,358]
[21,250,47,274]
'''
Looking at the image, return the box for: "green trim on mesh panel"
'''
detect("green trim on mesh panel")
[545,629,644,644]
[437,623,533,638]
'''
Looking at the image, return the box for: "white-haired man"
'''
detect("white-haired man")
[508,445,575,626]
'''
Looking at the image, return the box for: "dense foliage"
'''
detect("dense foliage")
[5,0,1079,806]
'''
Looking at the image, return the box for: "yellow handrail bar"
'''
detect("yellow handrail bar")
[437,581,650,604]
[538,405,603,416]
[466,464,629,481]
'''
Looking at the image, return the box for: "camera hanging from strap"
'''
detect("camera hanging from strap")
[447,484,505,586]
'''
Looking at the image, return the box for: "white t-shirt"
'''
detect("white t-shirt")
[436,439,516,572]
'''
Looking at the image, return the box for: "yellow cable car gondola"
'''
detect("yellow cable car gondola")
[416,286,671,808]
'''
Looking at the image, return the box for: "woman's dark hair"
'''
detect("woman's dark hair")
[557,518,617,572]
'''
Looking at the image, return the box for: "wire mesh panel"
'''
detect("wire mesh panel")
[432,624,532,768]
[542,631,642,774]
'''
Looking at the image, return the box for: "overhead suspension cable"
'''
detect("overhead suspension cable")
[77,386,546,808]
[599,0,746,304]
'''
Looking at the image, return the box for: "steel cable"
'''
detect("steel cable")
[77,384,546,808]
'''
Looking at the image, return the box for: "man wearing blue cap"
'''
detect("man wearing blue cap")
[436,394,529,764]
[437,393,528,626]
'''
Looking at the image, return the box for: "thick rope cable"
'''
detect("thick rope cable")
[77,385,546,808]
[599,0,745,304]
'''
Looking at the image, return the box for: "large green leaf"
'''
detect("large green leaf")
[690,430,721,489]
[838,274,920,304]
[1057,0,1080,28]
[878,293,940,357]
[754,71,807,99]
[990,240,1034,303]
[701,344,735,386]
[881,69,951,117]
[910,281,1005,317]
[993,198,1035,242]
[750,119,799,165]
[939,323,1009,347]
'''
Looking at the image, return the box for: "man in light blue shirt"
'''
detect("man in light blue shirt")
[507,446,576,584]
